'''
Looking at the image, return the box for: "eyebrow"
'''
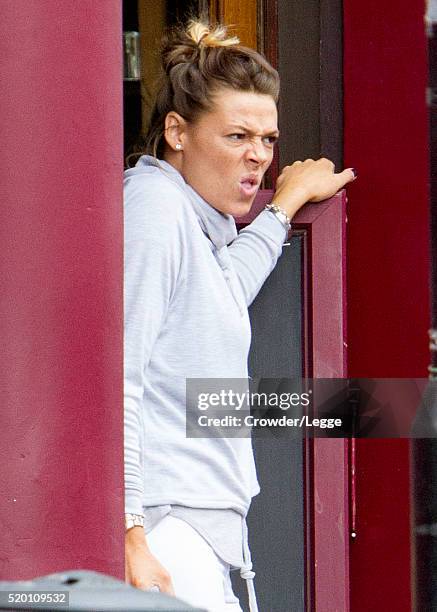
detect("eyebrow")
[227,124,280,137]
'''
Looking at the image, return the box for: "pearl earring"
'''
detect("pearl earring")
[175,143,183,151]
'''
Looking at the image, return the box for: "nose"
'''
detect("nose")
[246,137,268,165]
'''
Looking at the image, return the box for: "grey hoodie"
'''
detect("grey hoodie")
[124,156,287,610]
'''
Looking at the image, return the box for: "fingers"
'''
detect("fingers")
[131,569,174,595]
[154,571,174,595]
[125,537,175,595]
[336,167,357,187]
[319,157,335,168]
[286,158,351,173]
[276,158,357,202]
[160,579,175,596]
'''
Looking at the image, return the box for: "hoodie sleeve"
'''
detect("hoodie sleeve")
[124,176,184,515]
[227,210,288,307]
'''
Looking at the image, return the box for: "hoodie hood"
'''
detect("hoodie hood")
[124,155,238,249]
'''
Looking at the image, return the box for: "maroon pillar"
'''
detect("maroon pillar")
[0,1,124,579]
[343,0,430,610]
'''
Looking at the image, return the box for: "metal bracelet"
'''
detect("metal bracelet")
[265,203,291,229]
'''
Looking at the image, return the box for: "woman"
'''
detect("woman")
[124,19,355,612]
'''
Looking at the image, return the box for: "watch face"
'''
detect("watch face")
[125,514,144,530]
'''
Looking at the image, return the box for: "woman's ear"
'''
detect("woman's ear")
[164,111,187,152]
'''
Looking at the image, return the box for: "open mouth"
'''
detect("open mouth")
[239,176,260,198]
[240,175,258,187]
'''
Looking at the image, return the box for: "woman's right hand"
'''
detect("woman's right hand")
[272,158,356,219]
[125,526,175,595]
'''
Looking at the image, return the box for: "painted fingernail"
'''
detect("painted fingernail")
[351,168,358,179]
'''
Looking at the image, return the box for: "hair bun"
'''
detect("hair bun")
[188,20,240,48]
[161,20,240,74]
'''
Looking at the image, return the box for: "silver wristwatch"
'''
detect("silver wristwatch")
[265,203,291,229]
[125,513,145,531]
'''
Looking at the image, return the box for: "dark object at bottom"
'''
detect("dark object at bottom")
[0,569,205,611]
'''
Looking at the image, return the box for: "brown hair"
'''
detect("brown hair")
[144,20,280,159]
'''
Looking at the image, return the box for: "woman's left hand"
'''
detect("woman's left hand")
[272,158,356,218]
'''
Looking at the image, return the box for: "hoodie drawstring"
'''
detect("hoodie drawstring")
[240,519,259,612]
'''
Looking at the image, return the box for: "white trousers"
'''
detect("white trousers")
[147,514,244,612]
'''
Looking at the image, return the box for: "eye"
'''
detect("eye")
[262,135,279,146]
[227,133,246,141]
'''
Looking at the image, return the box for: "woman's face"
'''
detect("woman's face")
[167,89,279,217]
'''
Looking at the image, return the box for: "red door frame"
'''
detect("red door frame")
[238,190,349,611]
